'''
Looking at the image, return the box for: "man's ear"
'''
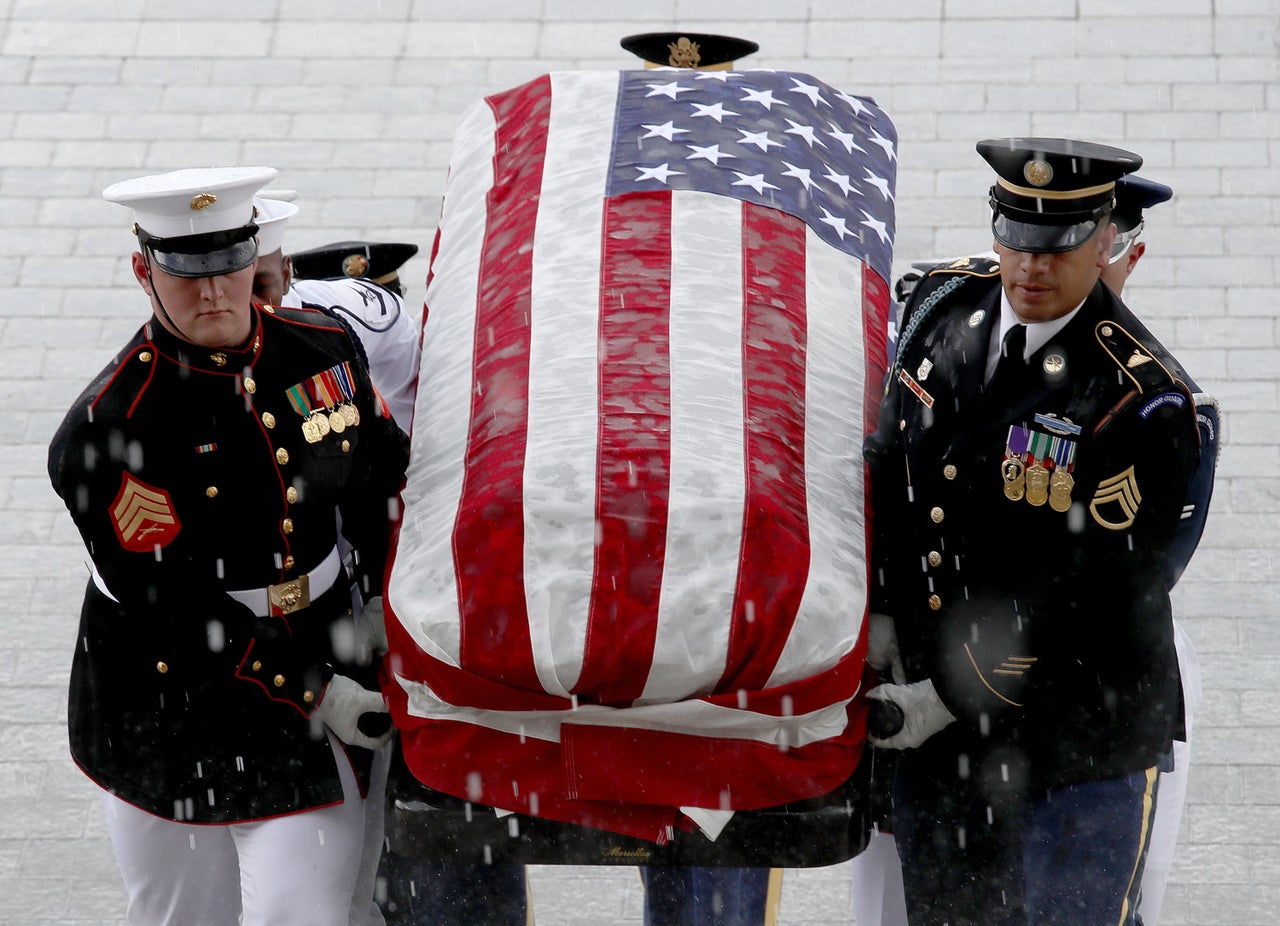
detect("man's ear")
[282,255,293,294]
[1095,223,1118,271]
[1126,240,1147,275]
[131,251,153,295]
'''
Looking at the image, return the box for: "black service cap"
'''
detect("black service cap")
[978,137,1142,253]
[289,240,419,287]
[1112,174,1173,234]
[620,32,758,69]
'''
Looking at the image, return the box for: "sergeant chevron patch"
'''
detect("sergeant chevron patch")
[1089,465,1142,530]
[110,473,181,551]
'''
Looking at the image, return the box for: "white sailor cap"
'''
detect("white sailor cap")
[252,194,300,257]
[102,166,277,277]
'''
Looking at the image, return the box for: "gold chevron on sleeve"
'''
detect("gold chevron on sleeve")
[1089,465,1142,530]
[110,474,182,551]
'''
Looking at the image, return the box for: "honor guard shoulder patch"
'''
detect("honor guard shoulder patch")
[111,473,182,551]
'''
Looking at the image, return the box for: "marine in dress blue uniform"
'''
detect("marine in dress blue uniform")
[48,168,411,926]
[863,140,1203,925]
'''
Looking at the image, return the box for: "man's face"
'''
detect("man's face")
[133,251,256,348]
[994,221,1115,323]
[252,251,291,307]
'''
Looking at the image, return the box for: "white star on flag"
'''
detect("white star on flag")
[780,163,816,191]
[646,81,692,100]
[826,123,865,155]
[784,119,827,148]
[731,172,781,194]
[867,128,897,160]
[737,129,784,152]
[836,91,871,117]
[687,144,735,165]
[860,209,891,243]
[635,163,683,184]
[788,78,830,107]
[824,171,857,197]
[818,207,851,239]
[690,101,738,123]
[740,88,779,110]
[863,170,893,201]
[641,121,689,141]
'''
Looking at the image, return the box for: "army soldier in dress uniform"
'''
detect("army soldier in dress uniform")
[863,139,1202,925]
[48,167,410,926]
[1101,174,1216,926]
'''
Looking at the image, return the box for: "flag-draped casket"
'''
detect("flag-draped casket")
[384,68,896,844]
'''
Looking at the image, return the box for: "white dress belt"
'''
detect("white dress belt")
[89,546,343,618]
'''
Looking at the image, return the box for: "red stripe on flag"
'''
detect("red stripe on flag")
[718,202,811,693]
[453,78,549,688]
[861,268,891,432]
[574,190,674,705]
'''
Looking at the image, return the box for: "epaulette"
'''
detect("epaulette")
[890,256,1001,391]
[1094,320,1179,395]
[923,254,1001,279]
[86,344,155,419]
[258,303,347,333]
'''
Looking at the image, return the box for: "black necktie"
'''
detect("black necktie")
[988,323,1027,391]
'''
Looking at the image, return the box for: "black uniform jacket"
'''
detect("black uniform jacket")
[48,305,410,823]
[864,258,1200,791]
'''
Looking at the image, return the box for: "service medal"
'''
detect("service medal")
[329,409,347,433]
[1002,425,1031,501]
[1049,468,1075,512]
[1002,458,1026,500]
[340,402,359,427]
[313,412,331,439]
[1026,462,1049,506]
[302,417,323,444]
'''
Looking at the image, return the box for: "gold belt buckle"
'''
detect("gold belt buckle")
[268,574,311,615]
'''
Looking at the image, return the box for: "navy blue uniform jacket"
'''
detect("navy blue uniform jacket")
[864,258,1200,790]
[49,305,410,823]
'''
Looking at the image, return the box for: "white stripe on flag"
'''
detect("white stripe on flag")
[389,100,498,668]
[768,229,867,687]
[523,71,618,696]
[640,192,748,704]
[395,671,853,749]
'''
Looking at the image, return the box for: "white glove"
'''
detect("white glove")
[866,679,956,750]
[866,612,905,685]
[314,674,393,750]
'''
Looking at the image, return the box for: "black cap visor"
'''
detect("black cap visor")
[989,186,1113,254]
[992,211,1103,254]
[140,225,260,278]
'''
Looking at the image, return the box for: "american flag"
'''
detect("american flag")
[384,69,895,842]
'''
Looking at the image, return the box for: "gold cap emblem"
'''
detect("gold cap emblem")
[1023,159,1053,187]
[342,254,370,277]
[190,192,218,211]
[667,36,701,68]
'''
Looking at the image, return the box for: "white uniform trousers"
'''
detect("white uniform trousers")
[1138,620,1201,926]
[99,732,371,926]
[849,828,909,926]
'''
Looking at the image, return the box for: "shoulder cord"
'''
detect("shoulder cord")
[886,273,969,394]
